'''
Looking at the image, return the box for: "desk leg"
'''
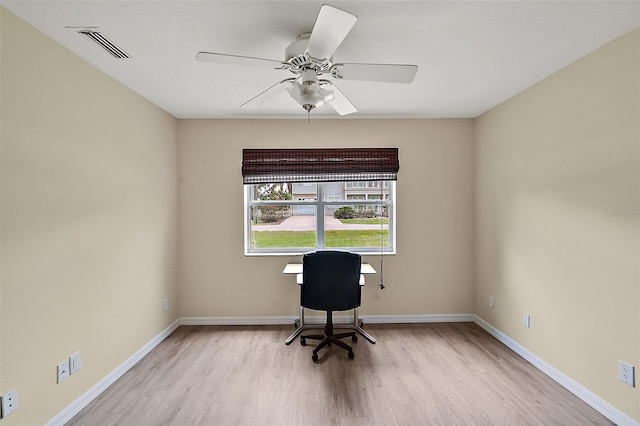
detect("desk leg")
[285,326,304,345]
[353,307,376,344]
[285,305,305,345]
[286,306,377,345]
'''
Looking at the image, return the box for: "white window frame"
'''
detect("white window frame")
[244,181,396,256]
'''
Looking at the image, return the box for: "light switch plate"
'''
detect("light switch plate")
[57,360,70,383]
[522,313,531,328]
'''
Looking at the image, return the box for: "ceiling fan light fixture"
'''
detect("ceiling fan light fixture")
[287,79,334,112]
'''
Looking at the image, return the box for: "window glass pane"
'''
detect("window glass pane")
[324,205,389,249]
[245,181,394,255]
[249,205,316,249]
[322,181,345,200]
[346,195,366,200]
[250,204,292,225]
[290,182,318,201]
[366,181,388,188]
[345,181,365,188]
[252,183,295,201]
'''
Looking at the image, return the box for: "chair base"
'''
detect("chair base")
[300,311,357,361]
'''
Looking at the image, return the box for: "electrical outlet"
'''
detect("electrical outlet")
[618,360,635,387]
[522,313,531,328]
[1,389,18,418]
[488,294,494,308]
[70,352,81,375]
[57,360,70,383]
[163,299,169,313]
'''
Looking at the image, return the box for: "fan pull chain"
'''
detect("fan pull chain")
[379,181,385,290]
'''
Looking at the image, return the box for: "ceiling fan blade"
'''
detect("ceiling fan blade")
[241,79,295,108]
[327,84,357,116]
[196,51,284,69]
[306,5,357,60]
[333,63,418,83]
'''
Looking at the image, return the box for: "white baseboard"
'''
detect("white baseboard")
[474,315,639,426]
[46,319,180,426]
[179,313,475,326]
[180,316,297,325]
[360,313,475,324]
[47,314,637,426]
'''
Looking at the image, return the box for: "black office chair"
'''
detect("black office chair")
[299,250,361,362]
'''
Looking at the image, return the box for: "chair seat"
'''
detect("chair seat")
[297,273,365,285]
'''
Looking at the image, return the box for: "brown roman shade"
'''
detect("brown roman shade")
[242,148,399,184]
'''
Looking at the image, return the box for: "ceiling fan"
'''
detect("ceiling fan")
[196,4,418,116]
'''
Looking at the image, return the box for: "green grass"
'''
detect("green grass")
[339,218,389,225]
[252,230,389,248]
[326,230,389,247]
[252,231,315,248]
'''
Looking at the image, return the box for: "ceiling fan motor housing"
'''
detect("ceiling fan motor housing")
[285,33,312,61]
[284,33,332,74]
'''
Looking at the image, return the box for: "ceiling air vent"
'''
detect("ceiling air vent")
[77,30,130,59]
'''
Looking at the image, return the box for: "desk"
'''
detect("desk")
[283,262,377,345]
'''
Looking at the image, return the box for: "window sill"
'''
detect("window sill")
[244,250,397,257]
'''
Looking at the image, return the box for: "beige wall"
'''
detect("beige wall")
[178,119,475,318]
[2,5,639,425]
[475,29,640,421]
[0,8,179,425]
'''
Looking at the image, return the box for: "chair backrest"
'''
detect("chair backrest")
[301,250,361,312]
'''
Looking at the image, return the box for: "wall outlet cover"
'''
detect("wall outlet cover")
[1,389,18,418]
[618,360,635,387]
[70,352,81,374]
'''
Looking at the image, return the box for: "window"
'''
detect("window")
[242,148,398,256]
[244,181,395,255]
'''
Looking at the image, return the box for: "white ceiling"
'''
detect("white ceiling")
[3,1,640,119]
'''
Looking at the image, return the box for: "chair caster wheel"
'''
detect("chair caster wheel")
[300,337,306,346]
[312,353,319,362]
[352,335,358,343]
[348,351,355,360]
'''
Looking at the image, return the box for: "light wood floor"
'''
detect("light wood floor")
[68,323,613,425]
